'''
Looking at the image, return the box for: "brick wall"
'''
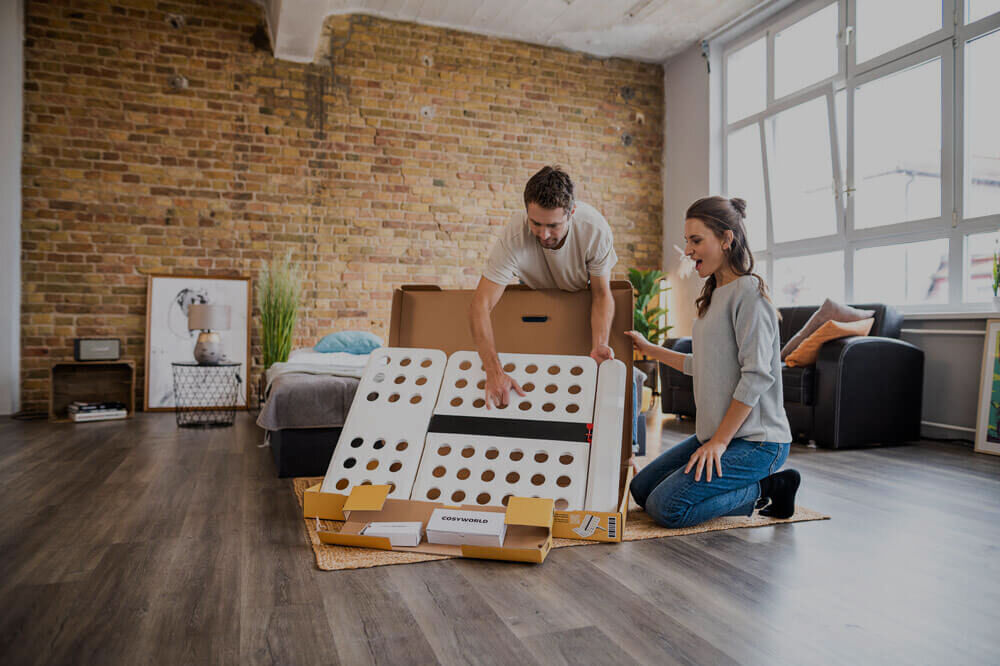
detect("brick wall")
[21,1,664,412]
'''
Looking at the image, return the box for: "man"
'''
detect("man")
[469,165,618,409]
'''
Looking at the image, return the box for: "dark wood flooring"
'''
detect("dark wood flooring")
[1,409,998,665]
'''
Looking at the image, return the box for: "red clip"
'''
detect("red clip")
[586,423,593,443]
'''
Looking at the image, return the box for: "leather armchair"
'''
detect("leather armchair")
[658,303,924,449]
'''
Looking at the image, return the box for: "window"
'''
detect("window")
[963,28,1000,219]
[853,57,942,229]
[854,239,949,305]
[726,124,767,251]
[854,0,942,64]
[721,0,1000,312]
[965,230,1000,301]
[726,38,767,123]
[766,96,838,242]
[967,0,1000,23]
[774,251,845,306]
[774,2,840,97]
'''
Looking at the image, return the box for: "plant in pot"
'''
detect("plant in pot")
[629,268,671,396]
[257,252,303,401]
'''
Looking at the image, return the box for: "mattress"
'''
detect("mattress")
[256,349,368,430]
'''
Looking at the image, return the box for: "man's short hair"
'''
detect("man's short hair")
[523,166,574,212]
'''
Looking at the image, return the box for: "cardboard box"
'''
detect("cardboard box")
[361,521,424,547]
[306,283,635,545]
[311,484,553,563]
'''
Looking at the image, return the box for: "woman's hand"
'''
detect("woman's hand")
[684,439,728,482]
[625,330,656,357]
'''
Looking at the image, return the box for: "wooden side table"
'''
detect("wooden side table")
[49,361,136,422]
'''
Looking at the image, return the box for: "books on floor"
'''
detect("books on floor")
[68,401,128,422]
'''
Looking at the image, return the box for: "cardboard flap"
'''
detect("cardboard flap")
[504,497,554,528]
[343,484,392,512]
[303,484,348,521]
[460,544,546,564]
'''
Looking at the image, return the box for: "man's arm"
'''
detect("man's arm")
[589,274,615,363]
[469,276,525,408]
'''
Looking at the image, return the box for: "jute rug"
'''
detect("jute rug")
[292,477,829,571]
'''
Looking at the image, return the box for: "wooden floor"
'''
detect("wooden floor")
[1,409,998,666]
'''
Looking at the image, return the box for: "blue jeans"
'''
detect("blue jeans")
[630,434,790,529]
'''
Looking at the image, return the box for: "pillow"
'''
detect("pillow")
[780,299,875,361]
[314,331,383,354]
[784,318,875,367]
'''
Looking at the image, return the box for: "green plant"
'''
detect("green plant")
[257,251,303,369]
[628,267,671,348]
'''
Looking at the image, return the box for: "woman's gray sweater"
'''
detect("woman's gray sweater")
[682,275,792,444]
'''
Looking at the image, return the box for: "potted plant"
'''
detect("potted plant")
[628,268,671,398]
[258,251,303,371]
[628,267,671,354]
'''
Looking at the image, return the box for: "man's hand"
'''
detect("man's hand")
[590,344,614,364]
[684,439,728,482]
[484,370,526,410]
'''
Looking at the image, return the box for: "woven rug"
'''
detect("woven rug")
[292,477,829,571]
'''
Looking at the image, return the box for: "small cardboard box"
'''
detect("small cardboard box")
[311,484,553,563]
[305,283,635,545]
[426,508,508,547]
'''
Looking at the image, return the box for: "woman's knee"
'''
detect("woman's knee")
[645,486,695,529]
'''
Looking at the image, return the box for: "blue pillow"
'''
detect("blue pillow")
[314,331,383,354]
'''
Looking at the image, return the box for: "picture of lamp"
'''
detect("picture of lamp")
[573,514,606,538]
[187,303,231,365]
[572,514,619,539]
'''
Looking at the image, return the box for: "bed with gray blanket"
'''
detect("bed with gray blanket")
[257,349,369,476]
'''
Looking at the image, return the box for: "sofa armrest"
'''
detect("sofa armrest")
[813,336,924,448]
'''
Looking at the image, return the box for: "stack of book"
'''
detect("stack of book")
[68,401,128,422]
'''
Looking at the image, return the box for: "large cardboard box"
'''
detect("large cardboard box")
[305,282,635,549]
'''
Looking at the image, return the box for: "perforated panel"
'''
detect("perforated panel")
[410,433,590,511]
[434,351,597,421]
[320,348,447,498]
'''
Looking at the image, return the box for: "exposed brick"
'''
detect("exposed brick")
[20,2,663,412]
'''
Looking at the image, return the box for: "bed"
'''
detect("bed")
[256,349,369,477]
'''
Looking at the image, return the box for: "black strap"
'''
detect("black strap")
[428,414,592,443]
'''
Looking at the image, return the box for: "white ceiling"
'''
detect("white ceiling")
[256,0,762,64]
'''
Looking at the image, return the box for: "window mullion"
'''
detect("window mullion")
[758,118,775,256]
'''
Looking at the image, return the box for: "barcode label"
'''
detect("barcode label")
[606,516,618,540]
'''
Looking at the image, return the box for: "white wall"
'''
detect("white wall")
[661,43,711,338]
[1,0,23,415]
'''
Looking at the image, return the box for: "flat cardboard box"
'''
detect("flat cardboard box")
[306,283,635,543]
[312,484,553,563]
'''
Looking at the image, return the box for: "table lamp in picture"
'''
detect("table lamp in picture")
[188,303,231,365]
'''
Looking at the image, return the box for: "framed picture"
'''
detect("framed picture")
[144,274,252,411]
[975,318,1000,456]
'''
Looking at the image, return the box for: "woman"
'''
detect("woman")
[626,196,800,529]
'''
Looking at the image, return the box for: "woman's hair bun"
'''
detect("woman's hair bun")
[729,197,747,218]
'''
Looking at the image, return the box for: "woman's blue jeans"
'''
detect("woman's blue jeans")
[630,434,790,529]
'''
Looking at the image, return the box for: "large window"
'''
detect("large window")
[722,0,1000,311]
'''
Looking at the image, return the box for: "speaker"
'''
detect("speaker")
[74,338,122,361]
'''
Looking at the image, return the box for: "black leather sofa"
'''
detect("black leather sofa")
[659,303,924,449]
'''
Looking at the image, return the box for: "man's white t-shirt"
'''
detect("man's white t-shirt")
[483,201,617,292]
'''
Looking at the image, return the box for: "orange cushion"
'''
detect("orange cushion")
[784,318,875,367]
